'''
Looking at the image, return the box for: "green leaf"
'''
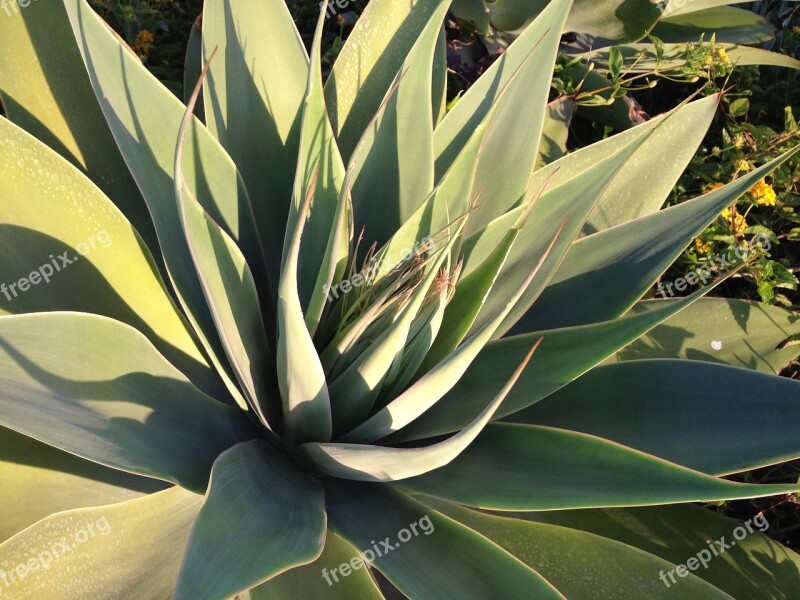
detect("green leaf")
[277,167,333,444]
[300,342,538,480]
[242,530,384,600]
[450,0,491,34]
[512,359,800,476]
[536,97,574,168]
[434,0,571,185]
[0,116,224,400]
[325,481,564,599]
[0,0,156,250]
[516,147,800,332]
[487,0,663,43]
[516,503,800,600]
[183,14,204,118]
[582,42,800,71]
[174,440,326,600]
[399,423,800,510]
[348,0,447,246]
[176,73,275,423]
[328,221,465,433]
[202,0,308,283]
[608,46,624,79]
[660,0,753,17]
[728,97,749,117]
[283,5,346,322]
[422,500,732,599]
[0,427,165,542]
[608,298,800,373]
[0,313,255,492]
[63,0,265,408]
[653,7,776,44]
[388,279,727,442]
[580,95,720,236]
[0,487,202,598]
[325,0,449,159]
[465,136,649,337]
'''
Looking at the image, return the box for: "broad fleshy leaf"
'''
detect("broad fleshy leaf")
[174,440,326,600]
[399,423,800,510]
[0,313,255,492]
[512,359,800,476]
[325,481,565,599]
[0,487,202,599]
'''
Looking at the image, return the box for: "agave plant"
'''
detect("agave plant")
[2,0,800,598]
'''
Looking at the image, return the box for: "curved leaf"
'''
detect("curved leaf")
[176,72,275,423]
[174,440,326,600]
[399,423,800,510]
[0,116,223,399]
[0,426,165,542]
[0,313,255,492]
[242,530,384,600]
[0,0,155,248]
[203,0,308,280]
[301,342,538,480]
[0,487,202,599]
[423,499,732,599]
[608,297,800,373]
[278,167,333,444]
[516,503,800,600]
[517,147,799,331]
[325,480,565,599]
[64,0,265,408]
[512,359,800,476]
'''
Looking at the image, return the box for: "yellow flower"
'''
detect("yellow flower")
[734,158,751,172]
[133,30,154,57]
[703,182,725,193]
[714,47,731,65]
[694,238,712,253]
[749,179,777,206]
[721,207,748,236]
